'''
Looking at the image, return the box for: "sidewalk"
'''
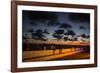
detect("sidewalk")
[23,49,84,62]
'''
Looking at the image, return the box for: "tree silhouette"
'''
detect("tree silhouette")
[86,35,90,38]
[23,33,29,40]
[43,29,49,34]
[30,29,49,41]
[53,29,64,41]
[63,37,68,41]
[80,33,90,42]
[81,33,86,38]
[27,29,34,39]
[27,29,36,39]
[33,29,45,40]
[64,30,76,41]
[65,30,75,36]
[27,29,49,41]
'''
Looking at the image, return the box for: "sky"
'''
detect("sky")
[22,10,90,40]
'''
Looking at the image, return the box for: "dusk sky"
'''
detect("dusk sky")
[22,10,90,40]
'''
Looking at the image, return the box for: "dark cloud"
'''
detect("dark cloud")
[27,29,34,33]
[80,26,87,30]
[30,21,38,26]
[59,23,72,29]
[22,10,58,26]
[68,13,90,24]
[22,10,90,40]
[47,20,60,26]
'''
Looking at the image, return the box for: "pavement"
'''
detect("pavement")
[22,48,89,62]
